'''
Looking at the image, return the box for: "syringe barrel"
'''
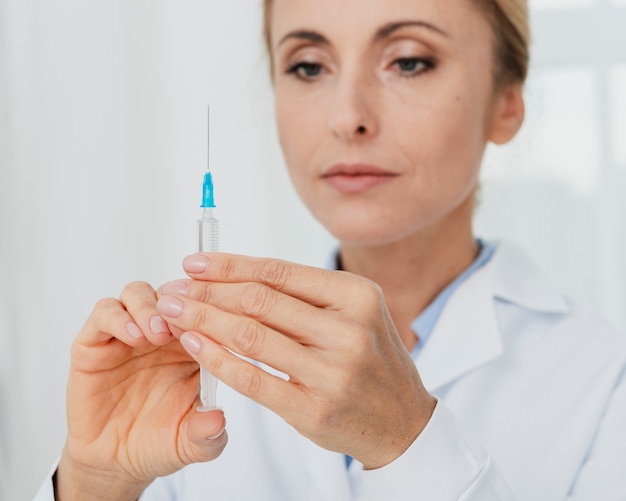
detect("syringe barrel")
[198,208,219,253]
[196,206,220,412]
[199,369,218,410]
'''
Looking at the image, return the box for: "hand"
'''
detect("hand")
[157,253,436,469]
[57,282,227,501]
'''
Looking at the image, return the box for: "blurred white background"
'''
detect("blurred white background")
[1,0,625,498]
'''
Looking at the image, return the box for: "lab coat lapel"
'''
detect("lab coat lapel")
[415,251,503,393]
[415,242,570,393]
[490,242,569,314]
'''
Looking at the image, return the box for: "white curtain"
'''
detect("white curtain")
[1,1,625,499]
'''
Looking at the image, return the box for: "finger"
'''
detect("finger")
[155,281,188,340]
[120,281,173,346]
[156,294,316,379]
[181,253,364,307]
[159,280,337,348]
[79,297,149,348]
[181,410,228,464]
[179,332,305,423]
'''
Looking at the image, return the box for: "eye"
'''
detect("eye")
[393,57,435,77]
[286,62,324,81]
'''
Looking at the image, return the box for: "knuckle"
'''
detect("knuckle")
[240,284,273,319]
[258,259,290,289]
[235,368,264,398]
[358,279,384,305]
[90,298,125,331]
[233,320,265,357]
[136,298,157,313]
[121,280,152,298]
[218,256,237,280]
[93,297,118,313]
[203,349,224,375]
[198,282,214,305]
[192,305,211,331]
[119,281,157,314]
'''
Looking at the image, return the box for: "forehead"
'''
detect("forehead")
[270,0,487,49]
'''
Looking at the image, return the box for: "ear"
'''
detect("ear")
[488,83,525,145]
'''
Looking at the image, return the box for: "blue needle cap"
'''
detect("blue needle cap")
[201,172,216,208]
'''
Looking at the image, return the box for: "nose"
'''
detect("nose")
[328,74,379,141]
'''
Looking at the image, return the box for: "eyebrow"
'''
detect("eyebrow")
[276,19,449,50]
[376,20,449,40]
[277,30,330,49]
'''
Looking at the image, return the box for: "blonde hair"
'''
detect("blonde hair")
[262,0,530,86]
[480,0,530,85]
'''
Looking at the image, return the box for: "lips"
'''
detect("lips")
[322,164,398,194]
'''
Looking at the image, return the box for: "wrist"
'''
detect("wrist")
[56,449,150,501]
[361,394,437,470]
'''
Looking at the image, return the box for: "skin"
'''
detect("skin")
[271,0,523,347]
[56,0,524,498]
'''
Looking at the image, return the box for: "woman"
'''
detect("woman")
[37,0,626,499]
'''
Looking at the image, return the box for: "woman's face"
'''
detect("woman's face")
[271,0,523,247]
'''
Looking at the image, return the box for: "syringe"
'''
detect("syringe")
[197,171,219,411]
[196,109,219,412]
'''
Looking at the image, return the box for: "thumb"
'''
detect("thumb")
[182,409,228,464]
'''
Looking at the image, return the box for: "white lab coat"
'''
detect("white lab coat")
[35,242,626,500]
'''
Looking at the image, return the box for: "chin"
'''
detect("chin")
[324,218,422,249]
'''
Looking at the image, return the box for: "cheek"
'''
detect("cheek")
[381,86,489,229]
[276,110,307,195]
[275,89,327,186]
[433,95,487,176]
[395,88,487,179]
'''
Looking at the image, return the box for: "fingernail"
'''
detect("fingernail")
[206,426,226,441]
[157,296,184,318]
[126,322,144,340]
[160,280,188,297]
[150,316,170,335]
[181,332,202,355]
[184,255,208,274]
